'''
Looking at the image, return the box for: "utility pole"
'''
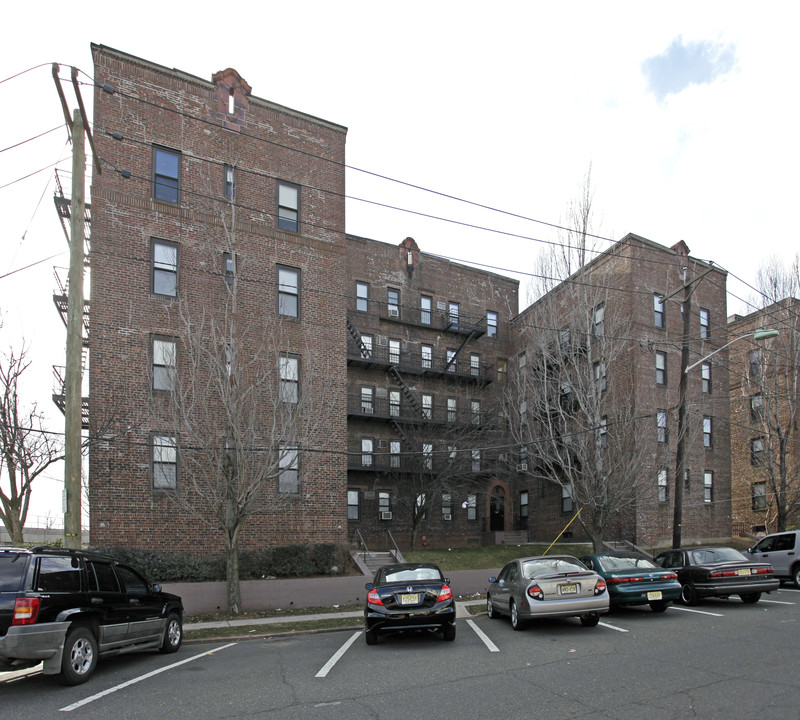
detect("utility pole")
[673,278,691,549]
[64,108,85,548]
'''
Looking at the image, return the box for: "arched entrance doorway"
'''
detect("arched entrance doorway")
[489,486,505,532]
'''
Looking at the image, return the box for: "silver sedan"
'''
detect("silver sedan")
[487,555,610,630]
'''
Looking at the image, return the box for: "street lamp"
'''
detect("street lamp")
[672,328,779,549]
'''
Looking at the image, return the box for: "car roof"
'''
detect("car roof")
[516,555,580,563]
[378,562,442,573]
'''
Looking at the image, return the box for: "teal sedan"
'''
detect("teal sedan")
[580,552,681,612]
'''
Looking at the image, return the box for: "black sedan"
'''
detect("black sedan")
[364,562,456,644]
[654,546,779,605]
[580,552,681,612]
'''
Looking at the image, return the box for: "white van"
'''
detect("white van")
[748,530,800,586]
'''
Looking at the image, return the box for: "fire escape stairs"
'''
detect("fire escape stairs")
[387,366,421,415]
[445,330,479,371]
[347,317,370,358]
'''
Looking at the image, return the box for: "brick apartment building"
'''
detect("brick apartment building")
[81,45,735,556]
[728,299,800,534]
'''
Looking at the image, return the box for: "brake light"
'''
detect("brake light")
[594,579,607,595]
[367,588,383,606]
[661,573,678,580]
[608,576,645,584]
[753,567,774,575]
[438,585,453,602]
[527,584,544,600]
[12,597,40,626]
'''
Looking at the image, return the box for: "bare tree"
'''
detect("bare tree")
[746,256,800,531]
[0,345,64,543]
[152,207,340,614]
[510,172,647,550]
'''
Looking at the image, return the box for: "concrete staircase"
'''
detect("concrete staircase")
[351,550,405,576]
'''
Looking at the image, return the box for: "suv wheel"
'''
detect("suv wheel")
[160,612,183,653]
[59,625,98,685]
[793,563,800,589]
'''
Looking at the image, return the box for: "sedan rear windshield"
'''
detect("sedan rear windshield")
[690,547,748,564]
[0,554,28,592]
[380,568,442,583]
[523,557,586,578]
[600,555,657,571]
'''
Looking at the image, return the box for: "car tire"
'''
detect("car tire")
[487,595,497,619]
[160,612,183,653]
[58,625,98,686]
[649,600,669,613]
[680,583,698,606]
[580,613,600,627]
[510,600,525,631]
[792,563,800,588]
[365,630,378,645]
[443,623,456,641]
[740,592,761,604]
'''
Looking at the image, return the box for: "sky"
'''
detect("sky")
[1,0,798,526]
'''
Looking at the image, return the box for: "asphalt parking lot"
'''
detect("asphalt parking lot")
[2,586,798,719]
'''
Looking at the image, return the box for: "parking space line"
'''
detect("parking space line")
[669,606,724,617]
[59,643,237,712]
[598,621,629,633]
[466,619,500,652]
[761,599,795,605]
[315,631,361,678]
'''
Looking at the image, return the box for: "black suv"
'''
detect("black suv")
[0,546,184,685]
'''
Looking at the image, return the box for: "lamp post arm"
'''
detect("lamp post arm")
[684,330,779,374]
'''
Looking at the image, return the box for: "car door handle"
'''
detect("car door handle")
[789,552,795,556]
[91,597,103,605]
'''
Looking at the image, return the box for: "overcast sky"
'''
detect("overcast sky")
[2,0,798,524]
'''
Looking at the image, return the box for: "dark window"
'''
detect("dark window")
[466,494,477,520]
[594,361,607,392]
[388,289,400,318]
[421,344,432,369]
[751,437,765,465]
[280,355,299,404]
[279,446,299,494]
[36,556,81,593]
[422,394,433,420]
[151,239,178,297]
[360,386,374,414]
[152,336,177,392]
[700,308,710,339]
[153,147,180,203]
[421,295,432,325]
[277,266,300,317]
[87,561,121,592]
[224,164,235,199]
[497,358,507,384]
[487,311,498,338]
[152,434,178,490]
[752,482,767,510]
[561,484,573,513]
[657,409,667,443]
[389,339,401,364]
[749,350,762,380]
[470,353,481,377]
[593,303,605,336]
[223,252,235,288]
[347,490,359,520]
[356,282,369,312]
[654,294,665,328]
[701,362,712,394]
[703,417,712,448]
[658,468,668,502]
[116,565,148,597]
[750,393,764,421]
[361,438,373,467]
[656,351,667,385]
[277,181,299,232]
[520,490,529,519]
[704,471,713,503]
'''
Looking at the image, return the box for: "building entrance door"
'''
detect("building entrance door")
[490,486,505,531]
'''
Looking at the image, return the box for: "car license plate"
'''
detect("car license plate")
[647,591,662,601]
[737,568,751,576]
[559,583,578,595]
[399,593,420,605]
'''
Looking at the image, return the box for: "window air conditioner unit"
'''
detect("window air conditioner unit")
[376,336,388,346]
[380,511,393,520]
[517,463,528,471]
[388,307,399,317]
[442,513,452,521]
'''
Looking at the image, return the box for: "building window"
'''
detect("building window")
[654,294,665,328]
[657,468,668,502]
[378,491,390,517]
[360,386,374,414]
[442,493,452,519]
[446,349,456,372]
[356,282,369,312]
[656,351,667,385]
[152,435,177,490]
[279,354,299,404]
[750,393,764,421]
[703,416,712,448]
[387,288,400,318]
[278,445,299,494]
[749,350,762,381]
[751,437,765,465]
[361,334,373,359]
[599,416,608,447]
[277,181,299,232]
[423,443,433,470]
[152,146,180,203]
[347,490,359,520]
[390,440,401,468]
[701,362,712,394]
[151,239,178,297]
[224,164,235,199]
[593,303,605,336]
[487,311,498,338]
[466,494,477,520]
[389,339,400,365]
[448,302,459,326]
[471,400,481,425]
[700,308,710,339]
[277,266,300,318]
[416,493,428,520]
[497,358,507,384]
[561,484,573,513]
[594,361,607,392]
[152,336,177,392]
[684,469,691,491]
[447,397,457,423]
[704,471,713,504]
[420,295,432,325]
[655,409,667,443]
[389,390,400,417]
[470,353,481,377]
[421,344,432,369]
[222,252,235,288]
[421,394,433,420]
[752,482,767,510]
[520,490,529,519]
[471,449,481,472]
[361,438,373,467]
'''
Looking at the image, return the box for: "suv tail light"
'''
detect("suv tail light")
[12,597,40,626]
[594,579,607,595]
[438,585,453,602]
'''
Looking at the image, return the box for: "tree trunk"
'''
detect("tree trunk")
[224,526,242,615]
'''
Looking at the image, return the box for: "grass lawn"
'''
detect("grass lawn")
[403,543,594,572]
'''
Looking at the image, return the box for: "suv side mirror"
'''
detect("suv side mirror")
[151,583,162,593]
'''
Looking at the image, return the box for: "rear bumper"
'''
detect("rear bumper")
[695,578,780,598]
[518,594,609,619]
[0,622,69,664]
[365,604,456,633]
[609,583,682,606]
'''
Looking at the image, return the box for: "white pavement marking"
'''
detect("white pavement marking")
[59,643,237,712]
[760,599,795,605]
[466,619,500,652]
[315,631,361,678]
[598,621,629,633]
[669,606,724,617]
